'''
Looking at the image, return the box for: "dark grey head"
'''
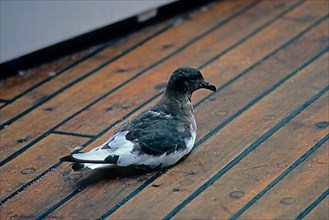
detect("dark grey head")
[166,67,216,96]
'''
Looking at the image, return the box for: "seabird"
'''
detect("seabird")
[60,67,216,171]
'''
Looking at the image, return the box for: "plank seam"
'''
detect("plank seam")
[51,131,96,139]
[0,98,10,103]
[35,172,104,220]
[2,0,322,213]
[0,22,173,126]
[0,93,163,206]
[230,135,329,220]
[0,1,203,110]
[3,5,325,215]
[36,171,163,220]
[195,14,328,109]
[36,7,329,220]
[0,0,259,165]
[164,86,329,220]
[1,9,324,211]
[0,43,112,110]
[0,0,258,129]
[296,188,329,220]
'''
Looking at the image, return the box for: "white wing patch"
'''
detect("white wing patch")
[103,131,131,150]
[71,131,134,163]
[72,149,112,162]
[117,129,196,169]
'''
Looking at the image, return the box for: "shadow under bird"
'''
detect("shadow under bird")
[60,67,216,171]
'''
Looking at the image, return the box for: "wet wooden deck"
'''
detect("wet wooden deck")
[0,0,328,219]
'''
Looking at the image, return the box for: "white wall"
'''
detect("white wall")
[0,1,174,63]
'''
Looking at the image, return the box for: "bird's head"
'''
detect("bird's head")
[166,67,216,97]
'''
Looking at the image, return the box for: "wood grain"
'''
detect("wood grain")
[240,142,328,219]
[0,48,91,100]
[1,1,328,219]
[0,0,250,163]
[43,3,329,219]
[56,0,297,135]
[54,16,328,220]
[0,134,89,201]
[106,51,329,220]
[304,196,329,220]
[173,89,329,220]
[0,11,177,125]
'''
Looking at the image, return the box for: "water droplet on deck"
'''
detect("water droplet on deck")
[263,115,276,121]
[280,197,295,204]
[180,179,194,186]
[161,44,174,50]
[21,168,36,174]
[229,191,244,199]
[122,103,132,109]
[216,111,228,116]
[117,68,130,73]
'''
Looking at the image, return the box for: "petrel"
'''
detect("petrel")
[60,67,216,171]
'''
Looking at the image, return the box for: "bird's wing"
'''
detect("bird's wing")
[113,110,194,156]
[61,131,133,164]
[61,109,194,169]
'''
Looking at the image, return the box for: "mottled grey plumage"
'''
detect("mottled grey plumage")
[61,67,216,171]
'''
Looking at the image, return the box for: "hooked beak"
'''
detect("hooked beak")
[200,80,216,92]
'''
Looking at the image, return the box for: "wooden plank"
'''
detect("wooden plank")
[4,1,326,218]
[103,53,329,220]
[46,19,329,220]
[0,48,91,100]
[0,164,101,219]
[56,0,300,136]
[0,0,256,206]
[0,10,179,125]
[172,93,329,219]
[1,1,327,218]
[304,196,329,220]
[239,142,328,219]
[0,134,89,201]
[0,0,252,163]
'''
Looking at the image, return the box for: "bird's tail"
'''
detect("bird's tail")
[60,151,118,171]
[70,162,116,171]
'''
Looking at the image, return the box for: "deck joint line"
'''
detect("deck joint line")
[230,134,329,219]
[295,188,329,220]
[2,1,326,215]
[0,0,210,111]
[198,0,305,70]
[0,92,163,206]
[0,0,259,165]
[5,10,327,216]
[195,0,321,108]
[99,40,329,220]
[0,9,181,126]
[52,131,96,139]
[0,43,111,110]
[0,98,10,103]
[0,161,62,206]
[164,85,329,220]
